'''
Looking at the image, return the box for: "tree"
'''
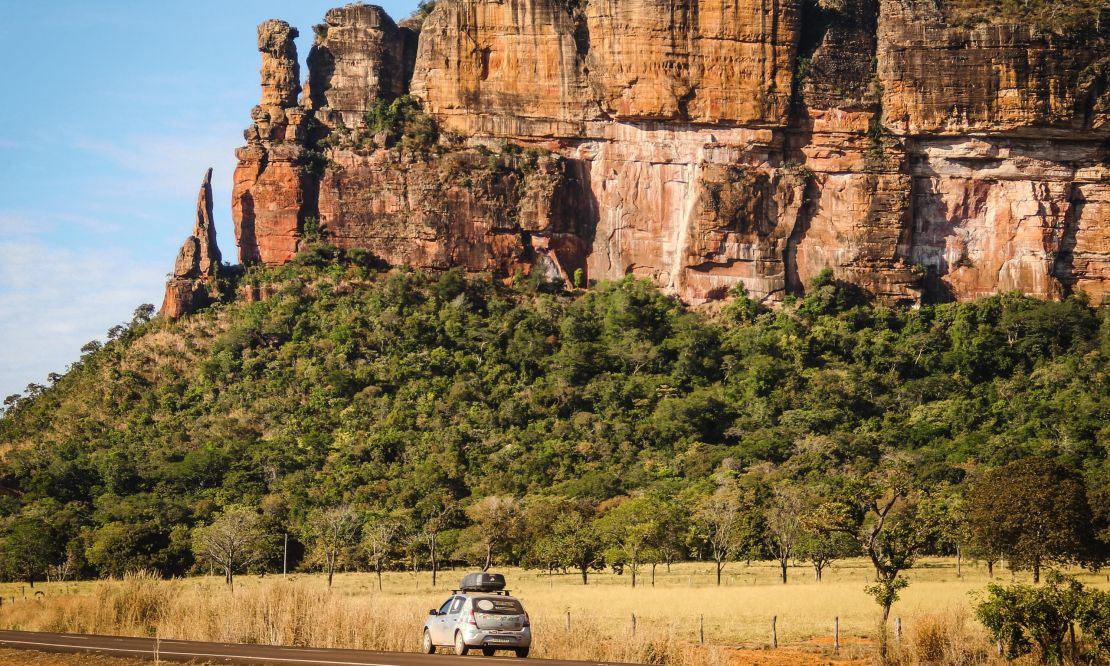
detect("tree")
[464,496,521,571]
[132,303,156,324]
[648,496,688,582]
[191,506,267,587]
[0,515,60,587]
[696,481,749,586]
[362,513,404,591]
[537,510,600,584]
[307,505,361,588]
[764,485,806,584]
[418,494,457,588]
[936,485,971,578]
[796,526,856,582]
[967,457,1098,583]
[596,497,660,588]
[816,457,940,629]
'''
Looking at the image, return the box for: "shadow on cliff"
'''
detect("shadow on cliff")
[553,156,600,281]
[1051,182,1086,297]
[238,192,258,263]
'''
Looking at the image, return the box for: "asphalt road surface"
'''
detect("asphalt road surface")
[0,630,634,666]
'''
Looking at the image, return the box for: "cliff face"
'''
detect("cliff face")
[188,0,1107,318]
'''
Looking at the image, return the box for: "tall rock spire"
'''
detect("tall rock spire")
[233,19,309,265]
[161,168,223,319]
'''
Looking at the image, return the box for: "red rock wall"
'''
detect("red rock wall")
[215,0,1108,311]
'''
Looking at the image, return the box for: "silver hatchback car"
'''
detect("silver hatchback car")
[421,592,532,657]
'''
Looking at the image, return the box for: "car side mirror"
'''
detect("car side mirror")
[429,609,439,616]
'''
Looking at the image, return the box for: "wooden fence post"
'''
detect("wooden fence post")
[700,614,705,645]
[834,616,840,653]
[896,617,902,643]
[631,613,637,637]
[566,611,571,632]
[771,616,778,648]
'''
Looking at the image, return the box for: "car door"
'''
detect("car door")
[430,597,455,645]
[442,595,466,642]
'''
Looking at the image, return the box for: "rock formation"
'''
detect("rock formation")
[232,19,310,266]
[161,169,223,319]
[169,0,1108,317]
[304,4,416,130]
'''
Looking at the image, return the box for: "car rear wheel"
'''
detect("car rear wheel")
[422,630,435,654]
[454,631,470,656]
[515,647,529,658]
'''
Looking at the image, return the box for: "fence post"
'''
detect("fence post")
[834,616,840,653]
[566,611,571,632]
[631,613,637,637]
[896,617,902,643]
[771,616,778,648]
[700,614,705,645]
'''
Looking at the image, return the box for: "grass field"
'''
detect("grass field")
[0,558,1097,664]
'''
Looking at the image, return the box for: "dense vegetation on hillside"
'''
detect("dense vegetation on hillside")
[1,247,1108,589]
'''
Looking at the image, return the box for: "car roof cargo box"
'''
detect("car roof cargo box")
[460,572,506,592]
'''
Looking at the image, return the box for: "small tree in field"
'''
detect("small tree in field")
[596,497,660,588]
[362,514,404,592]
[796,526,856,581]
[192,506,267,587]
[816,456,939,632]
[545,511,601,585]
[464,496,521,571]
[696,481,749,586]
[308,505,361,588]
[764,485,805,584]
[418,494,457,587]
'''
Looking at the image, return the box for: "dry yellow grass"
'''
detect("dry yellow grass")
[0,558,1097,665]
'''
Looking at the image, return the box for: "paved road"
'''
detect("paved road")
[0,630,630,666]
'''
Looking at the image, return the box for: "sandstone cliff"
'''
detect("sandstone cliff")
[170,0,1107,317]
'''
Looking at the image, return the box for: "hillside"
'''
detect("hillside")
[2,249,1107,581]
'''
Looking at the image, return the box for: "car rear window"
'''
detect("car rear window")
[472,597,524,615]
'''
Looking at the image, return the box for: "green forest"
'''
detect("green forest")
[1,247,1108,607]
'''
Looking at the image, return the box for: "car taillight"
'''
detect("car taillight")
[523,612,530,628]
[467,609,477,626]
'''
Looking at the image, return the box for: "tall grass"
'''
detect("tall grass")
[0,573,726,665]
[1,559,1100,665]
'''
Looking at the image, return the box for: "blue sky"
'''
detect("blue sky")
[0,1,418,399]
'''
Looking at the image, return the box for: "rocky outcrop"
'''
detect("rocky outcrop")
[233,20,310,265]
[318,147,589,280]
[200,0,1108,313]
[877,0,1107,136]
[305,4,416,130]
[161,169,223,319]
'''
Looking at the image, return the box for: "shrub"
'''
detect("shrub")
[363,95,438,152]
[974,571,1110,664]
